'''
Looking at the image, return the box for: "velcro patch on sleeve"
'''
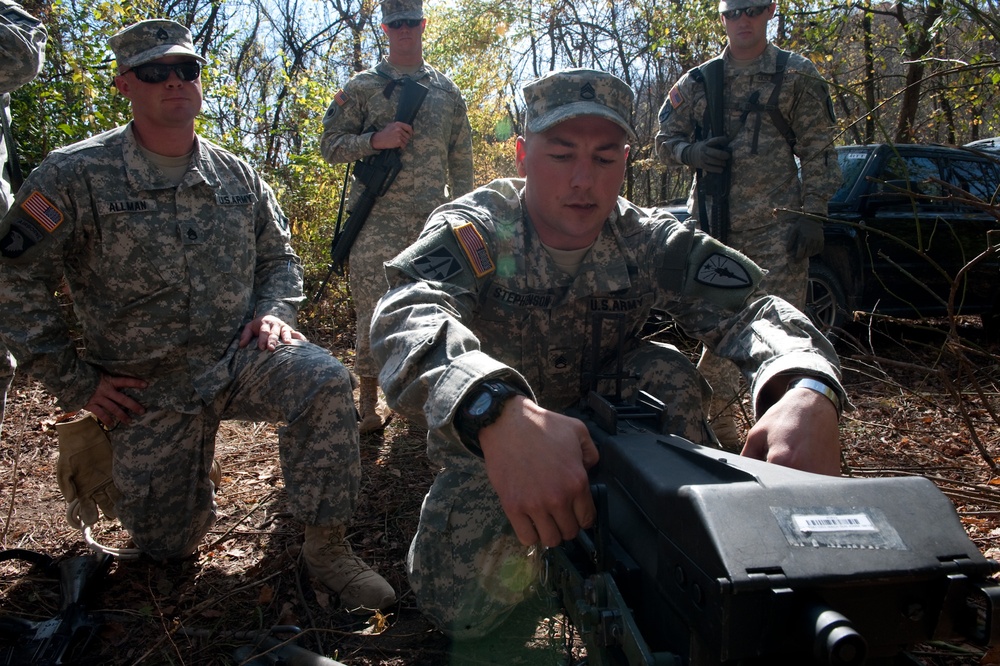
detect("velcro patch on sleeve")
[668,84,684,109]
[413,245,464,282]
[694,253,752,289]
[452,222,495,278]
[0,218,45,259]
[20,191,64,232]
[334,89,349,106]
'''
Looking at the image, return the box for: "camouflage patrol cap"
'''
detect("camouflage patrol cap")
[718,0,773,10]
[109,19,207,71]
[382,0,423,24]
[523,68,636,142]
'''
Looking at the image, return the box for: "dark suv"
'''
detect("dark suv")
[806,144,1000,333]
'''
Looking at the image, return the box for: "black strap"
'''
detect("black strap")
[1,99,24,194]
[746,48,796,154]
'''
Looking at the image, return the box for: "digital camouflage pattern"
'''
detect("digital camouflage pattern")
[719,0,772,10]
[381,0,423,23]
[0,124,360,559]
[0,0,46,428]
[321,58,473,377]
[523,68,636,141]
[656,42,842,417]
[108,18,207,71]
[370,177,845,636]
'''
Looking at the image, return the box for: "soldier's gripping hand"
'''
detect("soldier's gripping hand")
[680,136,731,174]
[785,212,825,260]
[56,411,121,527]
[371,121,414,151]
[479,397,600,548]
[742,383,841,476]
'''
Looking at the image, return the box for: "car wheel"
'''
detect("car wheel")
[806,261,847,334]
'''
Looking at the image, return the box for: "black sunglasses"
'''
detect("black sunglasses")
[386,18,422,29]
[127,61,202,84]
[721,5,770,20]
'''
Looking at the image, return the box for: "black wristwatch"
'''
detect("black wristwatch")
[454,380,525,454]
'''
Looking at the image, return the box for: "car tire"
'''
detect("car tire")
[806,260,848,334]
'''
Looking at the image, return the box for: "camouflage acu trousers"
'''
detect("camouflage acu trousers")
[111,340,360,560]
[408,341,713,639]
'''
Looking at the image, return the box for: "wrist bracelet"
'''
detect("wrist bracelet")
[787,377,842,418]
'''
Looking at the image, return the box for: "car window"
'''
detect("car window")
[950,158,1000,205]
[832,149,872,202]
[876,155,944,198]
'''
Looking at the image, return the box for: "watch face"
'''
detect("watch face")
[468,390,493,417]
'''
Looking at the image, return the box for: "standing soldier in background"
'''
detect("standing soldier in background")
[656,0,841,449]
[321,0,474,434]
[0,0,46,436]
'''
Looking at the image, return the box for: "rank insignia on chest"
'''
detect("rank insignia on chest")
[453,222,495,278]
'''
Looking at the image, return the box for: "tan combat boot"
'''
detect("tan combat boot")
[709,404,742,453]
[358,376,389,434]
[302,523,396,613]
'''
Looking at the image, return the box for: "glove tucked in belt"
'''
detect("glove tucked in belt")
[56,410,121,527]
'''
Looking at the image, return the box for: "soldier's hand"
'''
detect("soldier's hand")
[239,314,307,351]
[479,397,600,548]
[786,214,825,260]
[681,136,731,173]
[371,122,414,151]
[742,384,841,476]
[83,374,147,428]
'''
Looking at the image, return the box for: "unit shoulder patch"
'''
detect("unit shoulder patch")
[694,253,753,289]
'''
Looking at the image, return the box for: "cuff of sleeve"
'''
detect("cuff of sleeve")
[424,350,533,448]
[751,351,849,418]
[254,301,299,324]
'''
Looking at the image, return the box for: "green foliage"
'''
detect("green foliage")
[8,0,1000,296]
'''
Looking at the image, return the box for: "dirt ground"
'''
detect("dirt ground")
[3,314,1000,665]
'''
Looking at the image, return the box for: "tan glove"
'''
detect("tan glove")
[56,410,121,527]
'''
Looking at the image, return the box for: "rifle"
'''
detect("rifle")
[694,58,731,244]
[543,315,1000,665]
[0,550,112,665]
[313,77,430,302]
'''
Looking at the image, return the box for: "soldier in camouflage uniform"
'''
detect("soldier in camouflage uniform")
[655,0,842,449]
[320,0,474,433]
[370,68,845,638]
[0,0,46,437]
[0,19,395,613]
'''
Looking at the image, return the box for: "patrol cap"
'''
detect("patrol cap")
[523,68,636,142]
[382,0,423,24]
[109,19,207,71]
[718,0,773,10]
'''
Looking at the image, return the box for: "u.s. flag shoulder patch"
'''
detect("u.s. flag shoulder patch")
[453,222,495,278]
[334,89,349,106]
[668,83,684,109]
[20,191,64,232]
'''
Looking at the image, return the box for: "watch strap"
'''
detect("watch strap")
[787,376,842,418]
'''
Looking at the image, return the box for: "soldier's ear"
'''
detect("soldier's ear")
[515,135,527,177]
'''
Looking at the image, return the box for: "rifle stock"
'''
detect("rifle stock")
[327,77,430,275]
